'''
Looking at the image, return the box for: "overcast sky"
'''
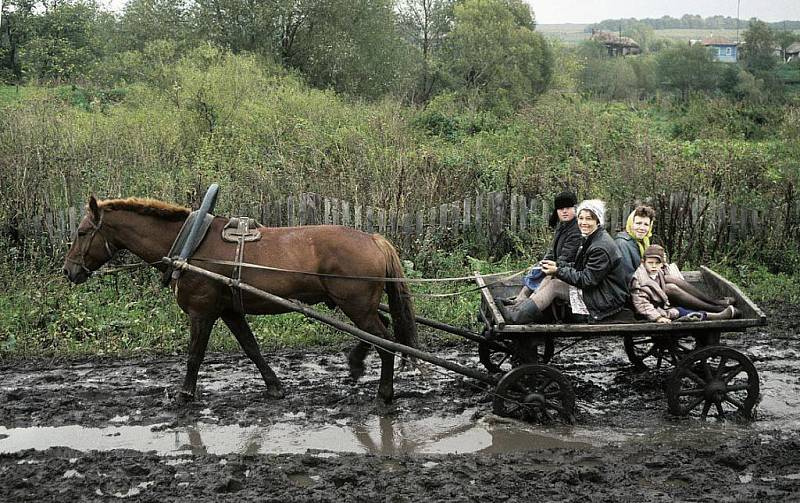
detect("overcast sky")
[530,0,800,24]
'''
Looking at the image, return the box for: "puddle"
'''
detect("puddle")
[0,410,598,456]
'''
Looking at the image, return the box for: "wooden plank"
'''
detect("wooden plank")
[389,214,397,236]
[700,266,766,324]
[429,206,437,231]
[286,196,296,226]
[354,205,362,229]
[365,207,374,232]
[378,208,386,233]
[402,213,412,248]
[475,193,483,231]
[332,198,340,226]
[416,210,424,237]
[518,195,526,231]
[510,195,518,232]
[475,272,506,329]
[463,198,471,229]
[489,192,505,242]
[323,197,332,225]
[68,207,78,233]
[341,201,351,227]
[439,203,448,229]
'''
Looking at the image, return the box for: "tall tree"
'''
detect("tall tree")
[443,0,552,113]
[741,20,777,74]
[19,0,103,81]
[118,0,192,52]
[397,0,452,103]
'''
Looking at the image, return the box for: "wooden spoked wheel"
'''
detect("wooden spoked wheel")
[623,334,695,370]
[493,364,575,424]
[666,346,759,421]
[478,336,555,374]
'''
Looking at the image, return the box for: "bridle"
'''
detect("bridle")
[65,211,118,276]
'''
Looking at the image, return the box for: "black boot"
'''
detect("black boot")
[499,298,544,325]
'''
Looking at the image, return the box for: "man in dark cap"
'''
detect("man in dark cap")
[506,190,582,304]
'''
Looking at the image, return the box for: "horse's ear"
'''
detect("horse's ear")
[88,195,100,221]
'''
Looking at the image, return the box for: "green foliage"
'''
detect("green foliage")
[443,0,552,114]
[742,20,778,74]
[655,44,721,96]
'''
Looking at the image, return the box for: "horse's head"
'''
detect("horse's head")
[63,195,118,284]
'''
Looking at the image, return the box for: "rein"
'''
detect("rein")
[188,257,527,298]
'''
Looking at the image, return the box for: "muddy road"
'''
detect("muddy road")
[1,301,799,502]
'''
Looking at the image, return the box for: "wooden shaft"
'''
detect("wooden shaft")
[166,258,496,385]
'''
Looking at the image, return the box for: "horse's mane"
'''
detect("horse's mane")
[98,197,190,221]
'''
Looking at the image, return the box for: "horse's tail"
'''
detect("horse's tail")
[372,234,418,350]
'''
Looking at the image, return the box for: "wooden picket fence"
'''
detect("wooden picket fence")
[17,191,794,260]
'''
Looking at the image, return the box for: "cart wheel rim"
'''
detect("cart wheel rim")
[666,346,759,421]
[493,364,575,424]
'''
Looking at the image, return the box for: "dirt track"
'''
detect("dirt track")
[1,301,799,502]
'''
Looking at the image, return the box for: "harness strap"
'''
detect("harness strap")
[231,217,250,312]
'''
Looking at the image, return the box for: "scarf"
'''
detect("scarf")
[625,210,652,258]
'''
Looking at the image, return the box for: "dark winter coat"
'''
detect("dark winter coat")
[614,231,641,280]
[556,227,630,321]
[543,218,582,265]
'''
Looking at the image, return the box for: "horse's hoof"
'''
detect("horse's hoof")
[175,390,195,404]
[266,387,285,399]
[349,365,365,381]
[378,390,394,405]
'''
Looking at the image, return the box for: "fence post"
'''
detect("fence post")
[355,205,362,230]
[463,198,471,230]
[341,201,351,227]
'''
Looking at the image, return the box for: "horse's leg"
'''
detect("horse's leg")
[345,309,395,404]
[221,311,284,399]
[348,309,389,379]
[179,315,216,403]
[348,341,371,380]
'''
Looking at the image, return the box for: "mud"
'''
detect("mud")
[1,301,799,502]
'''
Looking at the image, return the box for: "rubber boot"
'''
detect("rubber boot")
[705,305,738,320]
[499,298,545,325]
[501,286,532,306]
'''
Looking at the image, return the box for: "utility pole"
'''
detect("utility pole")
[736,0,740,43]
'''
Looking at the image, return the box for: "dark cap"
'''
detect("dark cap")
[549,191,577,227]
[643,244,666,263]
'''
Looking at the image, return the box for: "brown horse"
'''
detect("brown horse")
[62,195,418,403]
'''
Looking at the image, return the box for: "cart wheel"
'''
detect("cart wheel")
[479,337,555,374]
[623,334,694,370]
[493,364,575,424]
[666,346,759,421]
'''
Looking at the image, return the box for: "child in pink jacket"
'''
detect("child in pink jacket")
[630,245,737,323]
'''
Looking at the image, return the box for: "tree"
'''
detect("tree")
[741,20,777,74]
[396,0,452,103]
[655,44,720,98]
[443,0,552,113]
[0,0,36,82]
[19,0,103,81]
[118,0,192,52]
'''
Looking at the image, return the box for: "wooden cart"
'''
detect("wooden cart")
[475,266,768,422]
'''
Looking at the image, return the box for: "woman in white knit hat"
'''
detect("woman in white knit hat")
[500,199,630,324]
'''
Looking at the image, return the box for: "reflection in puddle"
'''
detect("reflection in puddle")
[0,410,594,456]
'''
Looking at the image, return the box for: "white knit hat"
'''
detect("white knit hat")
[576,199,606,227]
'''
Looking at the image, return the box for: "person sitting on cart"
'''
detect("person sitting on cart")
[505,190,583,305]
[631,245,738,323]
[500,199,629,324]
[614,205,656,280]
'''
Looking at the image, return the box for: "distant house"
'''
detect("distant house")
[590,29,641,56]
[700,36,739,63]
[786,42,800,63]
